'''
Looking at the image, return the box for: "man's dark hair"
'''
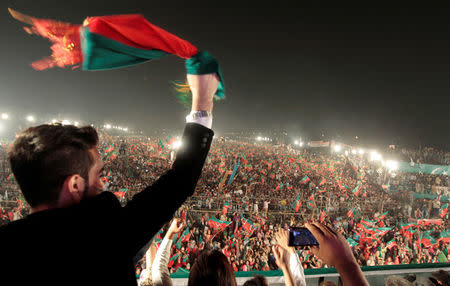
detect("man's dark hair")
[7,124,99,207]
[243,274,269,286]
[188,250,237,286]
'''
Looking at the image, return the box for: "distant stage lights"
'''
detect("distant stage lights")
[1,113,8,120]
[351,149,357,155]
[385,160,399,171]
[61,120,71,126]
[26,115,34,122]
[358,149,365,155]
[333,145,342,152]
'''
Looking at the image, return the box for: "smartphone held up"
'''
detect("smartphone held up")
[288,227,319,247]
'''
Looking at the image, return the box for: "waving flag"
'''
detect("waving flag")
[208,217,231,232]
[9,9,225,100]
[241,215,257,235]
[376,211,388,221]
[440,203,448,218]
[293,194,302,212]
[347,238,358,247]
[300,175,310,184]
[307,193,315,210]
[352,184,362,197]
[221,203,231,215]
[319,178,327,186]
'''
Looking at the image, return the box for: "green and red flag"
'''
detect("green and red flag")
[307,193,315,210]
[440,203,448,218]
[386,239,397,249]
[376,211,388,221]
[158,139,164,152]
[347,238,358,247]
[293,194,302,212]
[337,181,348,191]
[241,215,257,235]
[9,9,225,100]
[352,184,362,197]
[208,217,231,232]
[113,188,128,202]
[418,219,443,226]
[300,175,310,184]
[400,222,417,231]
[319,209,326,223]
[168,254,179,268]
[319,178,327,186]
[221,202,231,215]
[347,208,356,218]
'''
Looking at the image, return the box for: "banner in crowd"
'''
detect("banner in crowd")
[398,162,450,175]
[308,140,329,148]
[413,193,450,203]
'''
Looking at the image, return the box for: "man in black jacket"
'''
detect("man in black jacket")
[0,73,219,286]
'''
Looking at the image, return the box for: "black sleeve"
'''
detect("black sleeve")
[119,123,214,255]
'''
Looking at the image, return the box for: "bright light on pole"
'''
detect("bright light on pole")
[1,113,8,120]
[294,140,299,145]
[359,149,365,155]
[385,160,398,171]
[351,149,357,155]
[344,150,349,156]
[74,121,79,126]
[370,151,382,161]
[173,140,183,149]
[299,142,304,147]
[62,120,71,126]
[333,145,342,152]
[104,124,112,129]
[26,115,35,122]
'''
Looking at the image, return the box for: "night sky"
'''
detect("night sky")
[1,1,449,150]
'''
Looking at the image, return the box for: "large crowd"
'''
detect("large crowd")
[1,132,449,276]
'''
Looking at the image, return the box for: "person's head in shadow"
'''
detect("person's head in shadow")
[243,274,268,286]
[188,249,237,286]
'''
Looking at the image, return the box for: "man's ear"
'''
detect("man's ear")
[59,174,86,206]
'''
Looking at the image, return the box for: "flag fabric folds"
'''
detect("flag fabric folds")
[9,9,225,99]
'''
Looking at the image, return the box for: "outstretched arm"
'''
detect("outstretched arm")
[275,228,306,286]
[152,218,184,286]
[121,72,219,255]
[305,222,369,286]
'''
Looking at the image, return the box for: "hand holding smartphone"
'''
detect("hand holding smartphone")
[288,227,319,247]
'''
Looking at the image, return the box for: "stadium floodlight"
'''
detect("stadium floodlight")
[345,150,349,156]
[358,149,364,155]
[299,142,304,147]
[385,160,399,171]
[351,149,357,155]
[173,140,183,149]
[370,150,382,161]
[294,140,299,145]
[256,136,262,141]
[1,113,8,120]
[74,121,79,126]
[333,145,342,152]
[123,127,128,132]
[51,119,58,124]
[26,115,35,122]
[62,120,71,126]
[104,124,112,129]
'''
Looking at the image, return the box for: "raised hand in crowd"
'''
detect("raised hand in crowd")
[275,228,306,286]
[305,222,369,286]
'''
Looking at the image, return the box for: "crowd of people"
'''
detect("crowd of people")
[1,132,449,277]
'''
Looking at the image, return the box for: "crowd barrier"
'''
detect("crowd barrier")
[169,263,450,285]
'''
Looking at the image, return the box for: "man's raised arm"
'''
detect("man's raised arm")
[120,72,219,255]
